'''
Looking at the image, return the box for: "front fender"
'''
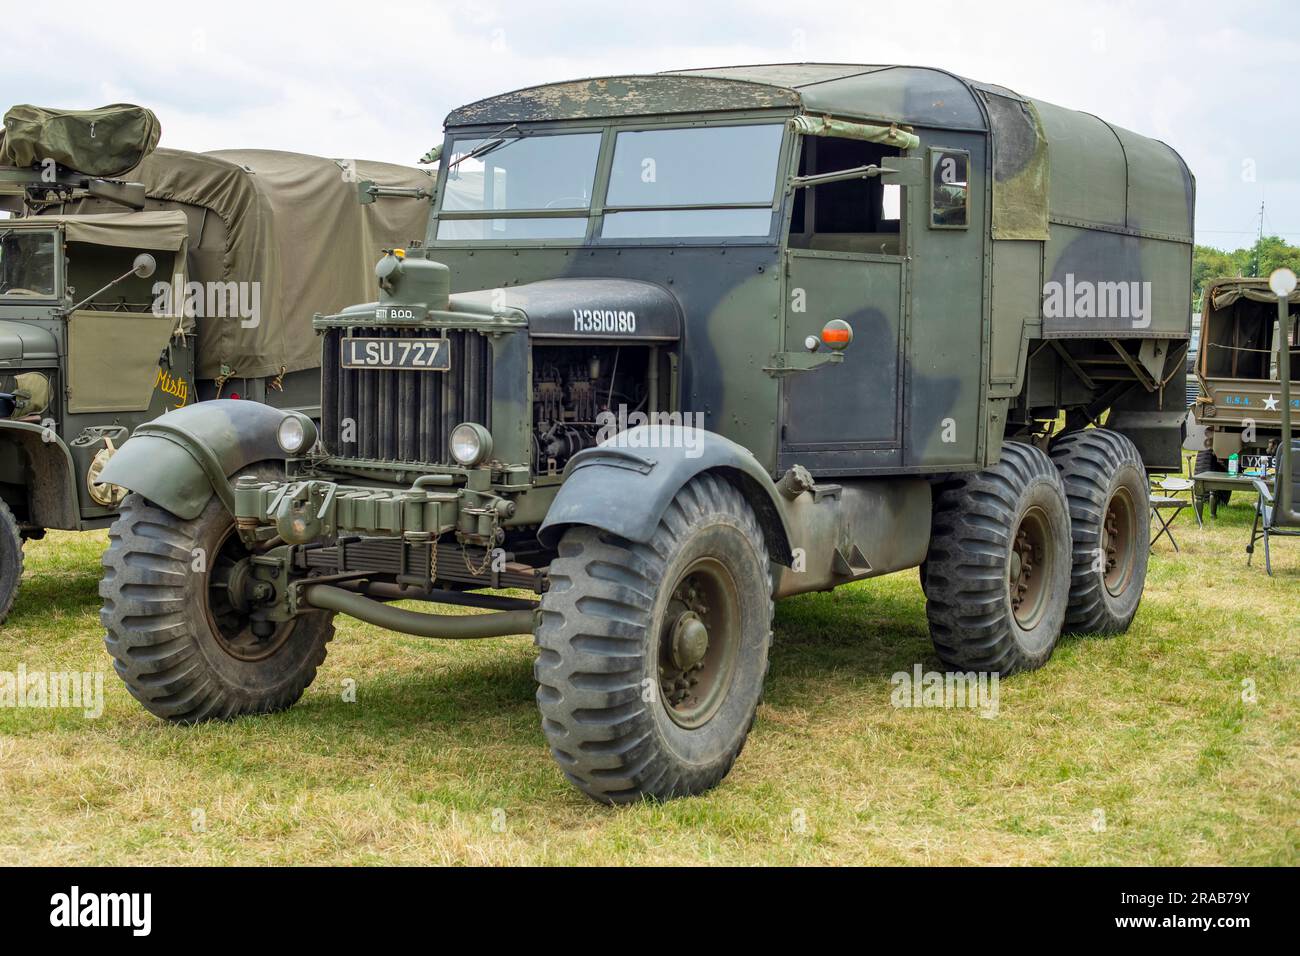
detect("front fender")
[0,421,80,530]
[99,400,296,519]
[538,426,795,566]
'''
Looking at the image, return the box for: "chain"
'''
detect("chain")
[429,533,439,585]
[462,541,495,577]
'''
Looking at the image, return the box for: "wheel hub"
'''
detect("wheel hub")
[656,563,740,729]
[1009,508,1050,630]
[205,526,293,662]
[1101,488,1136,596]
[670,611,709,671]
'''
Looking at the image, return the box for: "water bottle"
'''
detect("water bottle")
[1227,452,1239,476]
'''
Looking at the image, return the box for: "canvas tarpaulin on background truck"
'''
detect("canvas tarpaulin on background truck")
[0,104,161,178]
[117,149,433,381]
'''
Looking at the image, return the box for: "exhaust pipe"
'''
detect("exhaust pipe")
[302,584,536,639]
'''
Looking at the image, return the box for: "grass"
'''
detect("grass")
[1,483,1296,865]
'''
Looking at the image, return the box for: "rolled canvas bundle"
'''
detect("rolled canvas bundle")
[0,104,161,177]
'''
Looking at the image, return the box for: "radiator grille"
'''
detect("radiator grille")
[321,327,492,464]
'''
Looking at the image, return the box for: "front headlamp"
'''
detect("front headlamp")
[277,413,317,455]
[449,422,493,467]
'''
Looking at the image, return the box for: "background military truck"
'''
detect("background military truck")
[1189,276,1299,481]
[0,104,432,622]
[97,66,1193,804]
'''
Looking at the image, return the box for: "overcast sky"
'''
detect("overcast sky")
[3,0,1294,248]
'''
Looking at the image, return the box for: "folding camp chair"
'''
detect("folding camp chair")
[1149,476,1192,552]
[1246,462,1300,575]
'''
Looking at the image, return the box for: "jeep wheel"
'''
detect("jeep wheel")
[1050,429,1149,634]
[0,499,22,625]
[924,441,1071,674]
[100,466,334,722]
[1194,450,1232,505]
[535,474,773,804]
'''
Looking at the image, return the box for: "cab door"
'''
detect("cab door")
[777,130,913,475]
[779,251,906,474]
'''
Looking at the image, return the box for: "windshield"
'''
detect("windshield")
[603,124,783,238]
[437,132,601,241]
[433,122,785,243]
[0,229,58,298]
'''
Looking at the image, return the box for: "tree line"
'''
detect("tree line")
[1194,235,1300,306]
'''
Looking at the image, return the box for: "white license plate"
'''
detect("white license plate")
[341,337,451,371]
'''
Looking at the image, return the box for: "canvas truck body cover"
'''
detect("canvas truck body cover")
[59,149,433,380]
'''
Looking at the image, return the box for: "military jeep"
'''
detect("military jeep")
[1189,276,1299,479]
[98,66,1194,803]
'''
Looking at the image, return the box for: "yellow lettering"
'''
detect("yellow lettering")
[153,368,191,408]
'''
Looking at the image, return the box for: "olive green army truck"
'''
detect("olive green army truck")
[1188,276,1299,478]
[97,66,1193,804]
[0,105,432,623]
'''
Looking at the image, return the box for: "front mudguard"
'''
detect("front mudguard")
[0,421,80,530]
[98,400,300,519]
[537,426,795,566]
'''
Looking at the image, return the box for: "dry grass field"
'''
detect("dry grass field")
[1,483,1296,865]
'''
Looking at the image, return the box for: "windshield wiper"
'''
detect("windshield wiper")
[447,124,520,170]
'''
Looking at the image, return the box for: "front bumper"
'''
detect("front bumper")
[232,474,544,593]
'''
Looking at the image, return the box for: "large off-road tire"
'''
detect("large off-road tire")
[100,466,334,722]
[535,473,773,804]
[924,441,1071,675]
[1194,449,1232,505]
[0,499,22,625]
[1050,429,1149,635]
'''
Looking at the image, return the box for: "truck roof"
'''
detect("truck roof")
[1204,275,1300,310]
[447,63,988,128]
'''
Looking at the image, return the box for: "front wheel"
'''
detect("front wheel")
[534,474,773,804]
[100,469,334,723]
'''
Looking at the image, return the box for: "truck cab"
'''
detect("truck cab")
[0,213,190,527]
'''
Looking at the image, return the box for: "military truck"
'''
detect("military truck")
[0,105,433,623]
[97,66,1193,803]
[1189,276,1299,478]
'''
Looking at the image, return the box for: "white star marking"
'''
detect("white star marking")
[1262,394,1279,411]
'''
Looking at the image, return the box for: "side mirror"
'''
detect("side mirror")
[132,253,157,279]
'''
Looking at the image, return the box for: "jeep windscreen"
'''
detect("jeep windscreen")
[436,131,602,240]
[0,228,58,298]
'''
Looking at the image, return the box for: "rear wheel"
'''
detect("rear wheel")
[0,499,22,625]
[100,466,333,722]
[924,442,1071,675]
[534,474,773,804]
[1050,429,1149,635]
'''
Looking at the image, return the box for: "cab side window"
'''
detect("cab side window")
[929,148,970,229]
[787,135,905,256]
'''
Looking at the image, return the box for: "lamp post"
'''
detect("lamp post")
[1269,267,1296,518]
